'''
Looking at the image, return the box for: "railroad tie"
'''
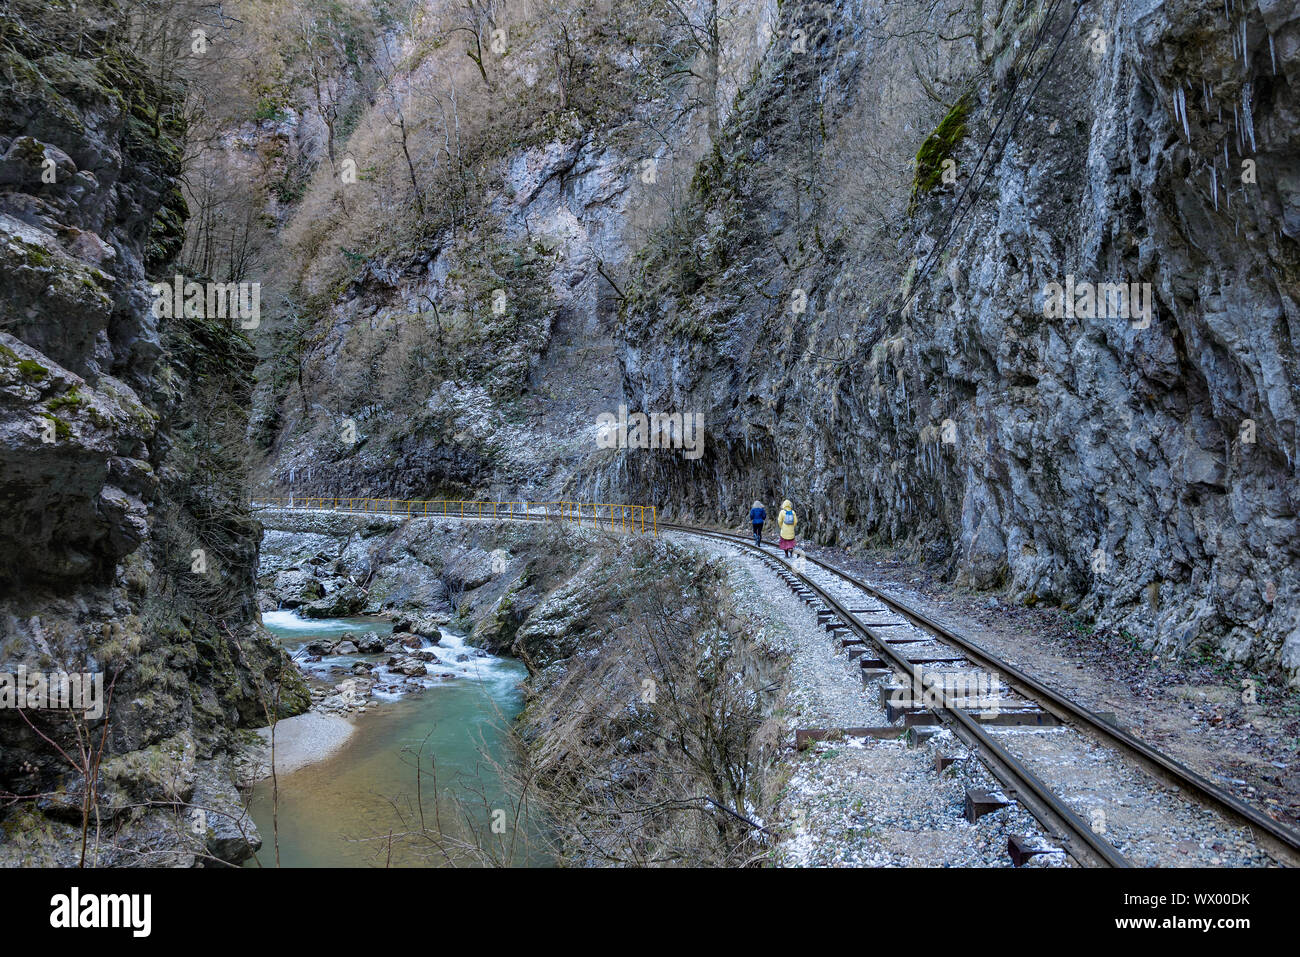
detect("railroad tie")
[901,711,940,727]
[975,709,1061,728]
[1008,834,1061,867]
[886,697,927,723]
[905,726,938,748]
[965,788,1012,823]
[878,684,910,708]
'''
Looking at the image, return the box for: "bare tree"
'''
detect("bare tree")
[665,0,722,141]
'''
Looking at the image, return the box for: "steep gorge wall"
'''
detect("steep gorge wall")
[600,0,1300,683]
[0,1,306,865]
[245,0,778,501]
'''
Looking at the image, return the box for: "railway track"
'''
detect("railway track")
[253,501,1300,867]
[661,522,1300,868]
[666,524,1131,866]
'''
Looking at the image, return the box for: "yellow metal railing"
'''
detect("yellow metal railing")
[252,497,658,536]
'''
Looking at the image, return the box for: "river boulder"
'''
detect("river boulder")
[387,655,429,677]
[300,584,366,618]
[353,631,387,653]
[269,568,323,609]
[391,612,449,638]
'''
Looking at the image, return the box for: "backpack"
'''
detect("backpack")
[783,509,795,526]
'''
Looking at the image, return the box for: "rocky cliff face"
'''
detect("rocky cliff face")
[601,0,1300,685]
[245,0,775,502]
[0,1,306,865]
[6,0,1290,867]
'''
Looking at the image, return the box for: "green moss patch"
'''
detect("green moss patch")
[45,386,82,412]
[16,358,48,379]
[909,93,972,213]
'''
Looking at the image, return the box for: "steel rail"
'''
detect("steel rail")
[663,522,1300,863]
[672,524,1130,867]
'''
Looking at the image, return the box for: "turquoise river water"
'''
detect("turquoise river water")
[244,611,544,867]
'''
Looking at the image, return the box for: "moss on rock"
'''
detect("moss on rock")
[16,358,46,379]
[909,93,972,212]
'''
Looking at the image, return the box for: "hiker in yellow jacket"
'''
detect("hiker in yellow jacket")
[776,500,797,559]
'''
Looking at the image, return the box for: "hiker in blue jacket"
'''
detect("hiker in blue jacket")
[749,501,767,547]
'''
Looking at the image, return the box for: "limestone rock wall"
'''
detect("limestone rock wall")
[0,1,306,866]
[601,0,1300,683]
